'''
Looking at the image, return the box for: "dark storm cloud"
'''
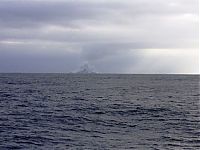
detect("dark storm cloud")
[0,0,198,73]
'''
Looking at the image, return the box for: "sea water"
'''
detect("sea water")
[0,74,199,149]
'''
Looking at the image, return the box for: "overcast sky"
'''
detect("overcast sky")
[0,0,198,73]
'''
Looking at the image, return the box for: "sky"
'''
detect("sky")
[0,0,199,73]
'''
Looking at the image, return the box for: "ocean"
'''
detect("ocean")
[0,74,199,149]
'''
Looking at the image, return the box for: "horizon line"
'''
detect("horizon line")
[0,72,199,75]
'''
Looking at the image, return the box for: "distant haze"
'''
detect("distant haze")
[0,0,198,73]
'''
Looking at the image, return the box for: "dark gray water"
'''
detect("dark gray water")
[0,74,199,149]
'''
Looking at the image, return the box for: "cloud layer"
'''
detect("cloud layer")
[0,0,198,73]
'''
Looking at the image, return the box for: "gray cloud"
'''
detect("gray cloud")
[0,0,198,73]
[0,0,197,26]
[0,0,122,28]
[0,44,82,73]
[81,42,144,61]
